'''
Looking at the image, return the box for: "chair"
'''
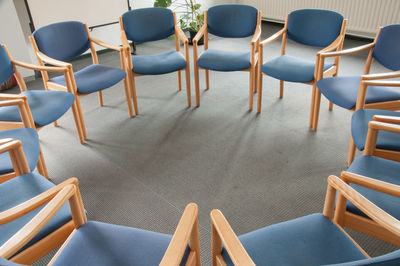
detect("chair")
[120,7,191,110]
[193,4,261,109]
[313,24,400,131]
[0,185,201,265]
[0,44,84,143]
[30,21,134,138]
[0,139,76,264]
[256,9,347,123]
[211,174,400,265]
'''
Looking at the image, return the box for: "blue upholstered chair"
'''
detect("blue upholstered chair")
[256,9,347,123]
[0,44,84,144]
[211,174,400,265]
[0,180,201,266]
[0,139,75,265]
[193,4,261,109]
[120,7,192,110]
[30,21,134,140]
[313,24,400,132]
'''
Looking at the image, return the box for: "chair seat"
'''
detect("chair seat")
[317,76,400,110]
[261,55,334,83]
[351,109,400,151]
[222,214,366,266]
[0,173,71,252]
[0,128,39,174]
[51,64,126,94]
[0,91,75,127]
[53,221,189,266]
[197,49,251,71]
[132,51,187,75]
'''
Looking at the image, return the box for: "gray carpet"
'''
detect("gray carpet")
[11,22,396,265]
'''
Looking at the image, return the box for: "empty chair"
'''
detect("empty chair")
[257,9,346,126]
[211,174,400,265]
[120,7,191,110]
[193,4,261,109]
[313,24,400,131]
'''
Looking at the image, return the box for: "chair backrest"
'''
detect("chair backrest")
[372,24,400,71]
[122,7,175,43]
[207,4,258,38]
[0,45,14,85]
[287,9,344,47]
[32,21,90,62]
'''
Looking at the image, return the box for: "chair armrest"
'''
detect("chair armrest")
[0,94,36,129]
[160,203,200,266]
[250,25,262,45]
[373,115,400,124]
[89,37,123,52]
[0,98,25,107]
[193,24,207,44]
[175,26,189,44]
[361,70,400,81]
[260,28,285,47]
[0,94,26,100]
[210,209,255,265]
[12,59,69,73]
[319,42,375,58]
[368,120,400,134]
[318,35,344,54]
[35,51,71,68]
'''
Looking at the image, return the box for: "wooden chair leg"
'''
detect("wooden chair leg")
[249,68,254,110]
[128,73,139,115]
[205,70,210,90]
[329,101,334,111]
[36,148,48,178]
[97,91,103,107]
[185,67,191,107]
[309,83,316,128]
[254,65,258,94]
[53,121,58,127]
[279,80,284,98]
[347,137,357,167]
[211,222,222,266]
[257,73,263,113]
[71,99,86,143]
[123,77,133,118]
[177,70,182,91]
[312,85,322,131]
[194,65,200,107]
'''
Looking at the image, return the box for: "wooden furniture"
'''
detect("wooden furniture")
[314,24,400,134]
[30,21,134,143]
[120,7,191,111]
[193,4,261,110]
[211,174,400,265]
[256,9,347,125]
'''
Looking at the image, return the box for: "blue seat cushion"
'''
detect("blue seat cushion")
[351,109,400,151]
[329,249,400,265]
[347,156,400,219]
[197,49,251,72]
[131,51,187,75]
[0,91,75,127]
[261,55,334,83]
[53,221,189,266]
[0,173,72,252]
[51,64,126,94]
[222,213,366,265]
[0,128,39,174]
[0,257,24,266]
[317,76,400,110]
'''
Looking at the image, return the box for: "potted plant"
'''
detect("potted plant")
[154,0,204,45]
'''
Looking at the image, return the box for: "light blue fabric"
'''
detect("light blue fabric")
[372,24,400,71]
[287,9,344,47]
[32,21,90,62]
[207,5,258,38]
[53,221,189,266]
[50,64,126,94]
[0,128,39,174]
[261,55,334,83]
[330,249,400,265]
[0,173,71,252]
[347,156,400,220]
[197,49,250,71]
[222,214,366,265]
[0,90,75,127]
[0,257,23,266]
[131,51,187,75]
[0,45,14,85]
[122,8,174,43]
[317,76,400,110]
[351,109,400,151]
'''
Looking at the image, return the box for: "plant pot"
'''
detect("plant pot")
[189,29,204,46]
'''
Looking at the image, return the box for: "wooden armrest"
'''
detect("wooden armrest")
[36,51,71,68]
[12,59,68,73]
[328,175,400,237]
[0,94,26,100]
[210,209,255,265]
[0,138,14,145]
[361,80,400,87]
[251,25,262,45]
[319,42,375,58]
[90,37,123,51]
[175,26,189,44]
[193,24,207,44]
[373,115,400,124]
[361,70,400,81]
[0,99,25,107]
[0,139,21,156]
[160,203,199,265]
[318,35,344,54]
[260,28,285,47]
[368,121,400,134]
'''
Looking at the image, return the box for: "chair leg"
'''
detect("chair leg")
[98,91,103,107]
[194,65,200,107]
[128,72,139,115]
[123,76,134,118]
[257,73,263,113]
[37,148,48,178]
[249,68,254,110]
[329,101,334,111]
[72,98,87,143]
[53,121,58,127]
[254,65,258,94]
[347,137,357,167]
[279,80,284,98]
[312,85,322,131]
[177,70,182,91]
[205,70,210,90]
[185,66,191,107]
[309,83,316,128]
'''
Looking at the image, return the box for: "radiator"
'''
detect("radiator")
[241,0,400,38]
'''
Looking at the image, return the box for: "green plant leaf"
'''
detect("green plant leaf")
[153,0,172,8]
[194,3,201,10]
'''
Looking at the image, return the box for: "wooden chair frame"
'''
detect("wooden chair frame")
[119,12,191,113]
[193,10,262,110]
[29,24,134,142]
[0,139,77,264]
[256,13,347,123]
[313,26,400,135]
[211,174,400,265]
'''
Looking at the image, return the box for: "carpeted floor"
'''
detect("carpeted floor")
[11,22,396,265]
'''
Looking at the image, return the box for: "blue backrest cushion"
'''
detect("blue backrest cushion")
[373,24,400,71]
[0,45,14,85]
[0,257,24,266]
[207,5,258,38]
[287,9,344,47]
[122,8,174,43]
[32,21,90,62]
